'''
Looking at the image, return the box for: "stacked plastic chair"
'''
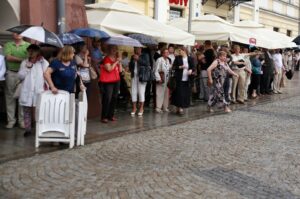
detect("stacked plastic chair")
[35,90,75,148]
[76,91,88,146]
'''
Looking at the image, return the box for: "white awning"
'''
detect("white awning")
[86,1,195,46]
[168,15,260,46]
[233,20,296,49]
[0,0,20,34]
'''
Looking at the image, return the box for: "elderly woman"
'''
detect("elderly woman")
[171,46,195,115]
[154,47,171,113]
[207,51,238,113]
[99,45,122,123]
[75,44,92,97]
[44,46,78,94]
[129,47,150,116]
[18,44,49,136]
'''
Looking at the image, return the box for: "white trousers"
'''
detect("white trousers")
[156,84,169,110]
[273,68,282,92]
[131,76,146,102]
[244,73,251,100]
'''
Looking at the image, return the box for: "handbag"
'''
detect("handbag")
[167,69,176,91]
[285,70,293,80]
[13,81,22,99]
[158,71,165,83]
[79,67,91,83]
[139,66,153,82]
[99,64,120,83]
[89,67,98,80]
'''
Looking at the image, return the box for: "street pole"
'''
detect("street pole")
[154,0,159,20]
[57,0,66,34]
[188,0,193,33]
[298,1,300,35]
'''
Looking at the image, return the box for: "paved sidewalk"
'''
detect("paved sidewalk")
[1,92,300,198]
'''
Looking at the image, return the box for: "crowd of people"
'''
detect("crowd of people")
[0,33,299,136]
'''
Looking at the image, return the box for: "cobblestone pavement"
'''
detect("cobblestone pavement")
[1,95,300,199]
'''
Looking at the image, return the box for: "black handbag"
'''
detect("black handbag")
[167,69,176,91]
[139,66,153,82]
[285,70,293,80]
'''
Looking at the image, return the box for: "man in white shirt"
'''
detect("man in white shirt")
[272,49,285,94]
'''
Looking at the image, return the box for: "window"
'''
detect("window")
[259,0,268,8]
[287,30,292,36]
[287,6,296,17]
[273,1,283,13]
[169,7,183,20]
[273,27,279,32]
[85,0,95,4]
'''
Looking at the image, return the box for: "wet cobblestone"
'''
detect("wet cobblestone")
[0,96,300,198]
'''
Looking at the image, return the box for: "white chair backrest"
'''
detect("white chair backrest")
[36,90,75,137]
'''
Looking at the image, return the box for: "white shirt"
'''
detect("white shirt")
[272,53,284,69]
[182,57,189,81]
[18,58,49,107]
[168,54,175,65]
[231,53,247,69]
[154,57,171,82]
[0,55,6,81]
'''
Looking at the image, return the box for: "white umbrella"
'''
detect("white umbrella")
[86,1,195,45]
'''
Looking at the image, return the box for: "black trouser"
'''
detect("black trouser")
[250,74,261,93]
[99,82,120,119]
[223,75,232,102]
[260,72,272,94]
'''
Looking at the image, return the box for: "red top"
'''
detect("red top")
[99,56,120,83]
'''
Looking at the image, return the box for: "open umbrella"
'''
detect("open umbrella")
[7,25,64,48]
[69,28,110,39]
[58,33,84,44]
[293,35,300,45]
[6,25,33,34]
[105,35,143,47]
[127,33,157,46]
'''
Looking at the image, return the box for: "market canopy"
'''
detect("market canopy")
[86,1,195,46]
[233,20,297,49]
[168,15,261,46]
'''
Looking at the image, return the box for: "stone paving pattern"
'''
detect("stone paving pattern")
[0,95,300,199]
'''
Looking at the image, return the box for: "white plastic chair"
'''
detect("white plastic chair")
[75,90,88,146]
[35,90,75,148]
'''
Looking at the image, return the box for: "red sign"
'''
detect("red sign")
[249,38,256,45]
[169,0,189,7]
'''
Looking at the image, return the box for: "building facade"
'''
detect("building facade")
[92,0,300,38]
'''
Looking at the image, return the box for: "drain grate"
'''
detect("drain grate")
[192,167,300,199]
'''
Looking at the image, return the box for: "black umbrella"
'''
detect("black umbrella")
[6,25,33,34]
[7,25,64,48]
[292,35,300,45]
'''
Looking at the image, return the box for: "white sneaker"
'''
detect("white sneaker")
[5,122,15,129]
[155,108,163,113]
[163,109,170,113]
[19,122,25,129]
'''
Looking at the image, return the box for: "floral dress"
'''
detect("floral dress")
[208,60,230,107]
